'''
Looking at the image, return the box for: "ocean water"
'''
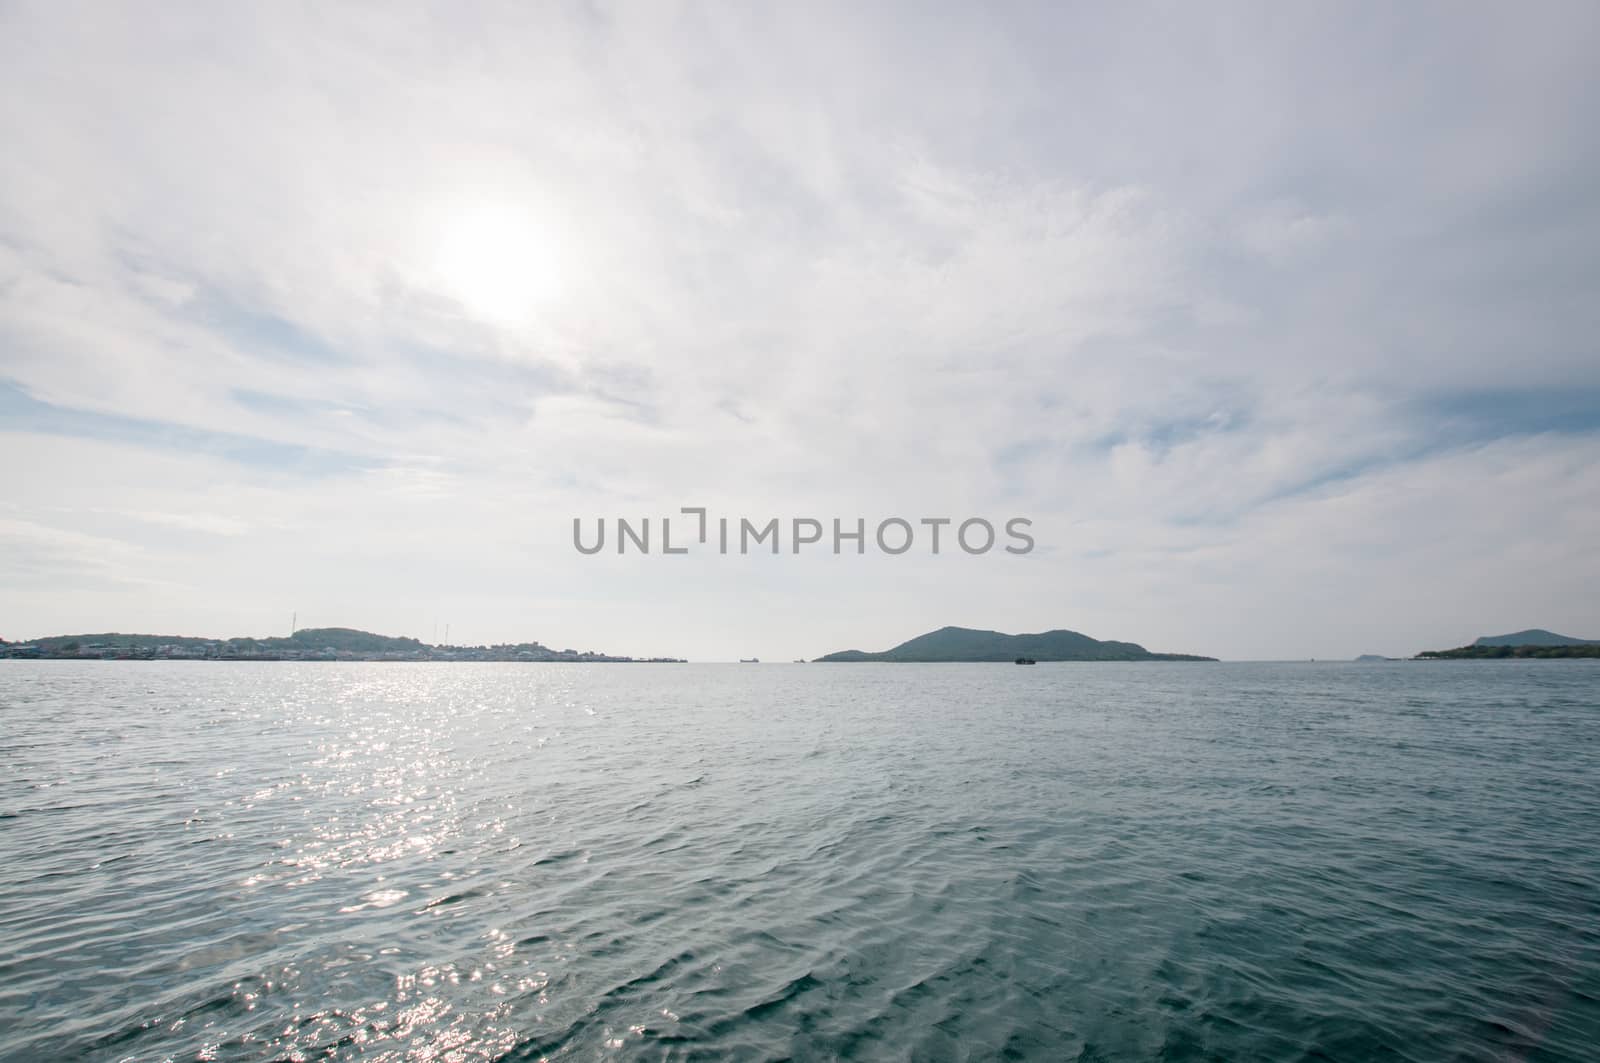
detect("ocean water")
[1,661,1597,1062]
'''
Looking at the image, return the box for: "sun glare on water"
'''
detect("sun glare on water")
[432,203,564,325]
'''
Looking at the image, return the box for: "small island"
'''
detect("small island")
[0,627,685,663]
[1416,628,1600,659]
[814,625,1215,662]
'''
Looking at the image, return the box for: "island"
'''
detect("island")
[1470,629,1599,648]
[813,625,1215,662]
[0,627,685,663]
[1416,628,1600,659]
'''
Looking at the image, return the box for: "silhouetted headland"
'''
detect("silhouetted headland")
[813,625,1215,662]
[1417,628,1600,659]
[0,627,685,662]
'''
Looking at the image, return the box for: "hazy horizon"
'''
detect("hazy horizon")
[5,619,1594,665]
[4,3,1598,661]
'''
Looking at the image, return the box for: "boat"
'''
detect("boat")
[1014,657,1036,665]
[740,657,760,663]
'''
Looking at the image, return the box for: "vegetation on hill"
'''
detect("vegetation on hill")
[283,628,425,652]
[5,628,682,662]
[21,628,426,654]
[1419,643,1600,659]
[1471,629,1598,648]
[815,625,1215,662]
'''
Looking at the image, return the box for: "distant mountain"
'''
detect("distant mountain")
[25,632,212,653]
[22,627,426,655]
[1472,629,1599,648]
[814,625,1215,662]
[1354,654,1391,662]
[6,627,682,662]
[1419,643,1600,660]
[282,627,426,653]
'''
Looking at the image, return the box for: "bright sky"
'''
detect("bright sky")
[2,3,1597,660]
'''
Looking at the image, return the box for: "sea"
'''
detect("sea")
[1,661,1597,1061]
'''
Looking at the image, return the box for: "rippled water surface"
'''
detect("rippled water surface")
[2,661,1598,1061]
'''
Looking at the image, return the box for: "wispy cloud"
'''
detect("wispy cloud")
[1,2,1597,657]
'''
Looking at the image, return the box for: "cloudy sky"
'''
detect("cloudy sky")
[2,2,1597,660]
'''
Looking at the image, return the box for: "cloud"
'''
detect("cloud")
[1,2,1597,656]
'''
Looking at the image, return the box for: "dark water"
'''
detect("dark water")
[2,661,1598,1061]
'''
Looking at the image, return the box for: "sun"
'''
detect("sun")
[431,203,564,325]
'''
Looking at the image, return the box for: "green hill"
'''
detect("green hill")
[282,628,425,653]
[1419,643,1600,659]
[1472,629,1598,648]
[6,627,674,662]
[25,627,425,654]
[27,632,213,652]
[814,625,1215,662]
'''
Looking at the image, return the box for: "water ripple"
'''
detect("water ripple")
[1,661,1598,1060]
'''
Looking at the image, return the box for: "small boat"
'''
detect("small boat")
[740,657,760,663]
[1014,657,1036,665]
